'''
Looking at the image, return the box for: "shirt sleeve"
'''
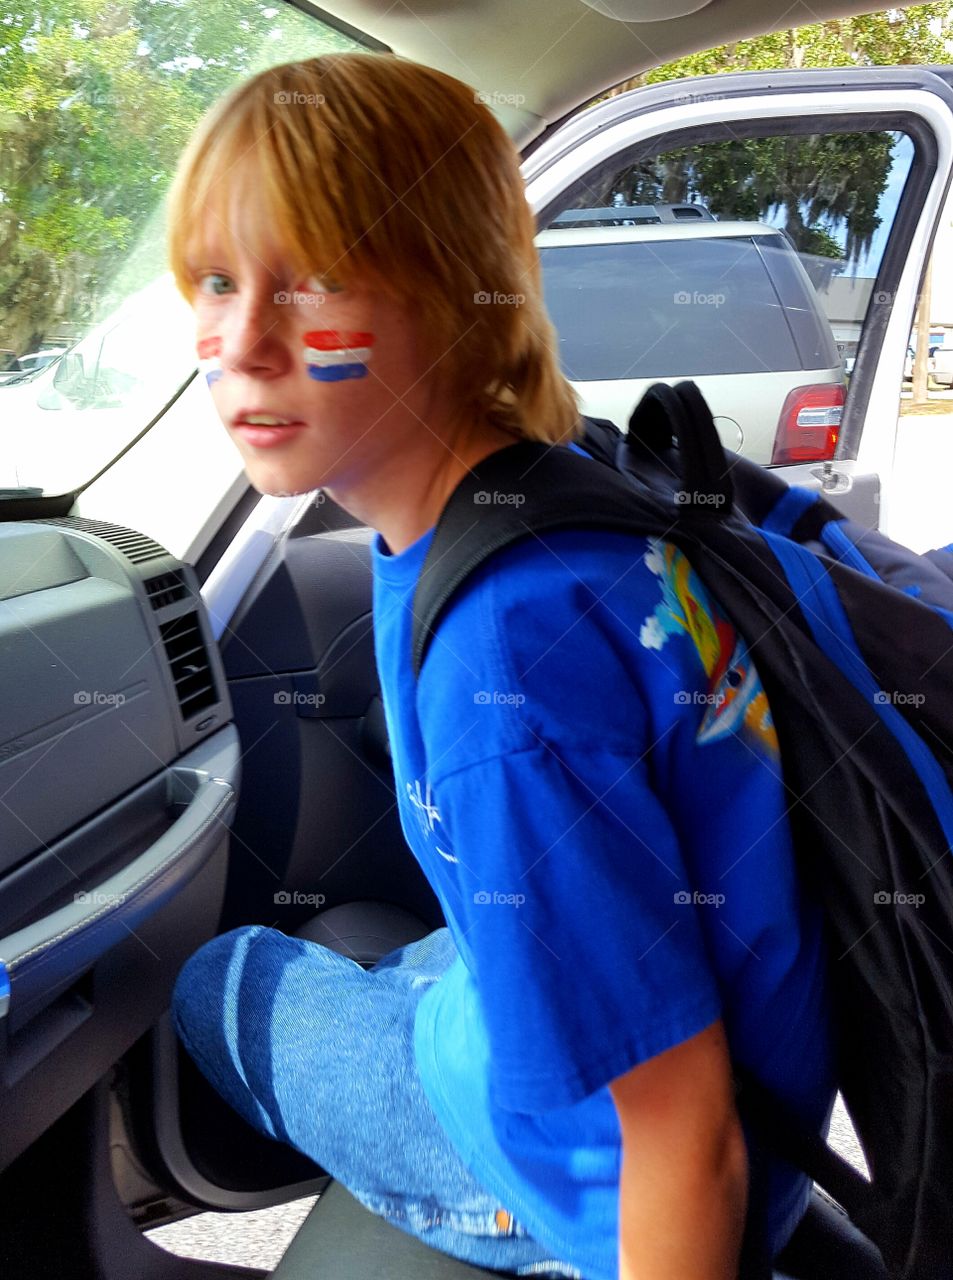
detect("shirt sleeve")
[431,739,725,1114]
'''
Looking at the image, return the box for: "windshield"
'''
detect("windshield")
[0,2,373,496]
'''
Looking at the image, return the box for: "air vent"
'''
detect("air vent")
[35,516,168,565]
[158,611,216,720]
[144,570,189,610]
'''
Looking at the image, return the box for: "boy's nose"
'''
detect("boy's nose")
[223,293,288,375]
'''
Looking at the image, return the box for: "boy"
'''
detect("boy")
[168,51,837,1280]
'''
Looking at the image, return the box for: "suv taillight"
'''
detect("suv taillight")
[771,383,845,465]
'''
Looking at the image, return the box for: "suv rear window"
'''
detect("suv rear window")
[538,234,824,381]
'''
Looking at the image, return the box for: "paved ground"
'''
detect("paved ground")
[889,408,953,551]
[148,1194,318,1270]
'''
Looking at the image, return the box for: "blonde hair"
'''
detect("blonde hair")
[167,52,581,445]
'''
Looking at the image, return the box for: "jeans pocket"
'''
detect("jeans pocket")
[350,1189,533,1239]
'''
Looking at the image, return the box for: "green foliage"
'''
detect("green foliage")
[594,130,898,270]
[583,8,953,275]
[638,7,953,82]
[0,0,362,350]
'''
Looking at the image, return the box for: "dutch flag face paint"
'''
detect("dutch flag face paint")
[303,330,374,382]
[197,336,223,387]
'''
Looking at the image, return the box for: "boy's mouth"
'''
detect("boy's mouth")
[232,412,308,447]
[233,411,303,428]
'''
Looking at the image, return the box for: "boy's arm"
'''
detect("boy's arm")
[608,1018,749,1280]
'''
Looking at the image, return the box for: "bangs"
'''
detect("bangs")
[167,70,379,300]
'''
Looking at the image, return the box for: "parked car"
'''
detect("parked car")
[3,4,953,1280]
[0,349,22,384]
[930,345,953,387]
[0,347,70,387]
[17,346,68,373]
[536,217,845,464]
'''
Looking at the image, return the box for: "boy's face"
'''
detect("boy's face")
[187,181,441,500]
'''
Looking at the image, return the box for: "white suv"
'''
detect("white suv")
[536,211,846,466]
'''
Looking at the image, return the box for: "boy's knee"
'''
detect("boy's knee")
[171,924,277,1042]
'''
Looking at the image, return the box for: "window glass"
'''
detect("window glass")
[538,128,914,464]
[0,2,372,495]
[539,233,806,380]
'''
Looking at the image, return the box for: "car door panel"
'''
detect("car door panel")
[0,518,237,1172]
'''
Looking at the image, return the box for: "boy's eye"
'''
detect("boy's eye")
[198,273,235,297]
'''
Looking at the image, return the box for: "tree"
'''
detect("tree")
[605,6,953,87]
[585,130,896,276]
[0,0,359,353]
[581,5,953,388]
[912,255,934,404]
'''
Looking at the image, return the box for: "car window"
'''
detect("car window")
[537,127,914,465]
[539,233,818,380]
[0,5,374,497]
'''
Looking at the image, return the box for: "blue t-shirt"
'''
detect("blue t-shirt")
[370,450,837,1280]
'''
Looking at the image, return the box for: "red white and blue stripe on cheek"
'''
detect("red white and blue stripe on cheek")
[197,336,222,386]
[303,330,375,382]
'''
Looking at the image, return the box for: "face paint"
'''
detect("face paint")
[303,330,375,382]
[197,335,223,386]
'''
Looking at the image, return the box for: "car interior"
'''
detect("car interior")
[1,1,950,1277]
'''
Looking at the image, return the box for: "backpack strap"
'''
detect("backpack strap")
[625,379,735,516]
[410,439,673,681]
[412,380,734,681]
[732,1064,874,1228]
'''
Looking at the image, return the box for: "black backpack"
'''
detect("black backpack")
[410,381,953,1280]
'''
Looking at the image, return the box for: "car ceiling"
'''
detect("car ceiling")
[303,0,895,147]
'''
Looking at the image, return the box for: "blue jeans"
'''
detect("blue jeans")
[171,924,584,1278]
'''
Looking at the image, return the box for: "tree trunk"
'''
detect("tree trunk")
[912,255,933,404]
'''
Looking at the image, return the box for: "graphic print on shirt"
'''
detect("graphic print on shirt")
[405,778,458,862]
[638,538,779,759]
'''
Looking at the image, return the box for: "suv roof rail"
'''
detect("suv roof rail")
[549,201,716,228]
